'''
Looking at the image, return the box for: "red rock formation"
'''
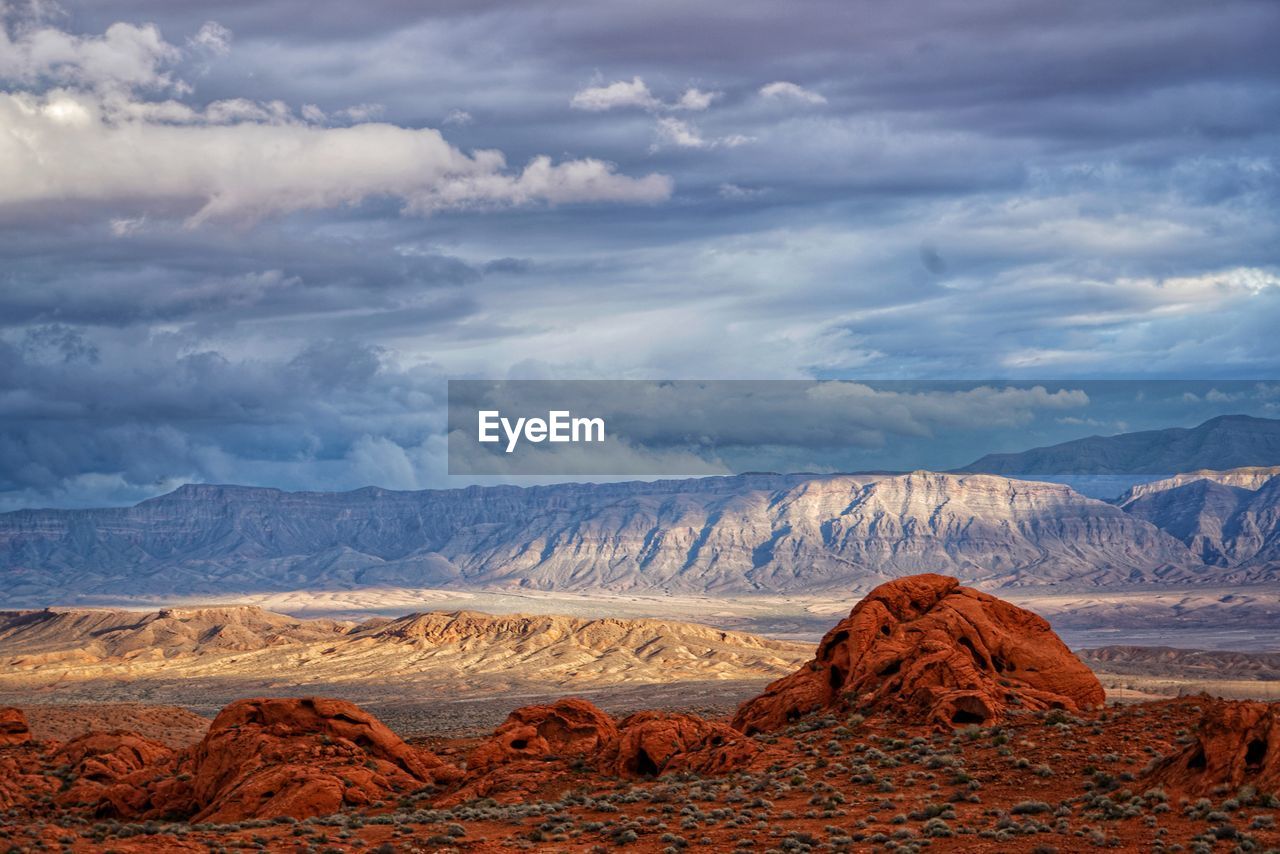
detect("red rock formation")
[0,745,57,811]
[1146,699,1280,795]
[733,574,1104,732]
[54,697,461,822]
[461,698,758,794]
[155,697,463,822]
[610,711,758,777]
[467,697,618,773]
[53,732,174,815]
[0,707,30,746]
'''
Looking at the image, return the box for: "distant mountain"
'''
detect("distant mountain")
[1120,468,1280,572]
[0,472,1207,605]
[958,414,1280,476]
[1115,466,1280,506]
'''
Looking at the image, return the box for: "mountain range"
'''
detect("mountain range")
[959,413,1280,475]
[3,415,1280,606]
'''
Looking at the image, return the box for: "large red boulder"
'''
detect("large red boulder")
[610,711,759,777]
[1146,700,1280,796]
[733,574,1104,732]
[0,708,30,747]
[121,697,464,822]
[467,698,618,773]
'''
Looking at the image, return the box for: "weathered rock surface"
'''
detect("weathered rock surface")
[467,698,618,773]
[168,697,462,822]
[53,732,174,815]
[733,574,1105,732]
[1146,699,1280,795]
[58,698,462,822]
[462,697,759,795]
[0,744,56,811]
[609,711,758,777]
[0,707,30,746]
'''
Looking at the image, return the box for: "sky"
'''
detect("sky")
[1,0,1279,509]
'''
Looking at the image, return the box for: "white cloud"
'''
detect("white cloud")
[0,89,673,223]
[759,81,827,105]
[570,76,659,111]
[674,87,718,111]
[443,108,472,126]
[652,117,753,151]
[0,21,673,223]
[187,21,231,57]
[654,116,706,148]
[571,78,720,112]
[0,20,182,92]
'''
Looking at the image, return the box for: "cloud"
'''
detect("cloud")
[759,81,826,105]
[442,108,472,125]
[570,77,719,112]
[0,91,672,223]
[674,87,717,111]
[186,21,231,57]
[0,19,182,92]
[718,183,762,199]
[652,116,752,150]
[570,75,659,111]
[0,19,672,224]
[1,0,1279,509]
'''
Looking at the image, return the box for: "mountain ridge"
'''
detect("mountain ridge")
[958,414,1280,475]
[0,471,1211,604]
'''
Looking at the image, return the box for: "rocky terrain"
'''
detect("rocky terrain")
[0,605,812,713]
[0,574,1276,852]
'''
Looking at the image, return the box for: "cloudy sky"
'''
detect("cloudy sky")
[2,0,1279,509]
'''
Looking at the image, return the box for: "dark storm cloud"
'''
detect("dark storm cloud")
[2,0,1279,508]
[0,221,484,327]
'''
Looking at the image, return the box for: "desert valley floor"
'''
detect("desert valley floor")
[1,574,1278,852]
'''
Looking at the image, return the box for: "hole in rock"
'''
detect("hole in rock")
[632,748,659,777]
[1245,739,1266,771]
[510,739,528,750]
[877,660,901,678]
[829,664,846,691]
[949,696,990,726]
[710,735,724,746]
[951,709,986,725]
[879,624,891,637]
[1188,747,1206,771]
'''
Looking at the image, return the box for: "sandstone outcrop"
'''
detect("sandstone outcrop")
[57,698,461,822]
[166,697,462,822]
[733,574,1105,732]
[463,698,759,791]
[0,707,30,746]
[53,732,174,815]
[467,698,618,773]
[1146,699,1280,795]
[610,711,758,777]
